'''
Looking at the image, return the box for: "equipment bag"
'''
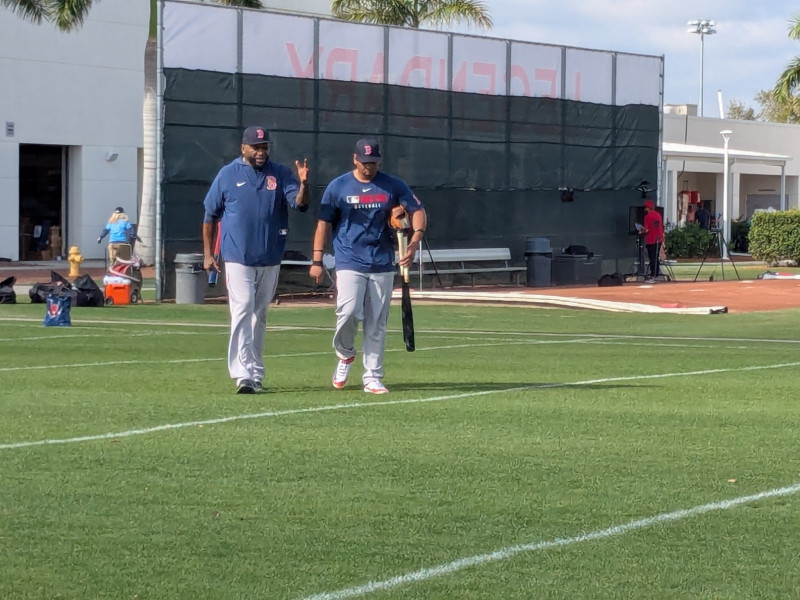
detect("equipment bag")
[43,293,72,326]
[597,273,624,287]
[0,276,16,304]
[73,273,105,307]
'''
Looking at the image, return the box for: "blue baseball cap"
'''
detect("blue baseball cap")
[242,126,269,146]
[355,138,381,163]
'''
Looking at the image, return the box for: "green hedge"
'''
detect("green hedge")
[749,210,800,262]
[664,223,714,258]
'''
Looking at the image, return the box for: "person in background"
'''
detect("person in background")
[203,125,310,394]
[97,206,141,262]
[695,203,711,230]
[642,199,664,283]
[309,137,426,394]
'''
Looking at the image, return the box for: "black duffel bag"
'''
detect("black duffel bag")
[72,274,105,307]
[30,271,77,304]
[0,276,16,304]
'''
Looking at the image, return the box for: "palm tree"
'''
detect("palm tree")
[773,14,800,101]
[331,0,491,29]
[1,0,94,31]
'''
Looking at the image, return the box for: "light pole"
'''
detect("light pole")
[687,19,716,117]
[720,129,732,260]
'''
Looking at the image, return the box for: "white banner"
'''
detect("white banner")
[387,28,448,90]
[616,54,662,106]
[163,2,237,72]
[565,48,612,104]
[452,36,507,95]
[318,20,384,83]
[509,42,562,98]
[242,11,315,78]
[162,2,661,106]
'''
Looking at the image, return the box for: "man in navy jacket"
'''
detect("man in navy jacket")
[203,126,310,393]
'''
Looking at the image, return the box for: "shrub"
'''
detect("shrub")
[665,223,714,258]
[749,210,800,263]
[731,219,750,253]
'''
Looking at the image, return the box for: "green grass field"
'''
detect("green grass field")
[2,300,800,599]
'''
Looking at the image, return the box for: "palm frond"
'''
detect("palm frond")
[214,0,263,8]
[331,0,491,30]
[773,56,800,101]
[51,0,94,32]
[788,14,800,40]
[331,0,411,26]
[422,0,492,30]
[1,0,49,24]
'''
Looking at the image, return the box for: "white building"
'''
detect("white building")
[0,3,149,261]
[662,111,798,231]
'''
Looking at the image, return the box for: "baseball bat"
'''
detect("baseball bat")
[397,230,415,352]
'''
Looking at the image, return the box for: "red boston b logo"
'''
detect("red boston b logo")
[257,129,265,139]
[364,145,372,156]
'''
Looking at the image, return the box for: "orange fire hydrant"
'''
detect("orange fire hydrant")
[68,245,84,278]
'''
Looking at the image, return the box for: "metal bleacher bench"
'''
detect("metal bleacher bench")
[409,247,525,287]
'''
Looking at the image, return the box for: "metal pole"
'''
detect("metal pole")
[155,0,164,302]
[699,33,704,117]
[721,129,731,260]
[780,164,786,211]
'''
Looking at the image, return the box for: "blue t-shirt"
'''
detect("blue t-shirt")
[203,158,307,266]
[104,219,134,243]
[317,171,423,273]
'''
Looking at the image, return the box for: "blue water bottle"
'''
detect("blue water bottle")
[208,268,218,288]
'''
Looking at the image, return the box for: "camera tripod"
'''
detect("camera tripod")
[624,234,648,282]
[625,235,672,282]
[693,229,740,282]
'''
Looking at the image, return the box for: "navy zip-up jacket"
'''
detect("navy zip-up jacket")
[203,158,308,266]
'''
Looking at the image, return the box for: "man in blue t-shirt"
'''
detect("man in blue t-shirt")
[203,125,310,394]
[309,137,427,394]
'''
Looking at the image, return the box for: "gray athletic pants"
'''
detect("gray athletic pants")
[332,269,395,384]
[224,262,280,384]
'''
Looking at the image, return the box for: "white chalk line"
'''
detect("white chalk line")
[300,482,800,600]
[0,330,226,342]
[0,339,591,373]
[3,360,799,451]
[3,315,800,345]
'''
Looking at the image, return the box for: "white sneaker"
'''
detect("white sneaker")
[332,356,355,389]
[363,380,389,394]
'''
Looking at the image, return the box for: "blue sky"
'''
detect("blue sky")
[451,0,799,115]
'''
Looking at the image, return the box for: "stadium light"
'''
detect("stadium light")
[687,19,717,117]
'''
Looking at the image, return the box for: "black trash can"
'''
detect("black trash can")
[524,238,552,287]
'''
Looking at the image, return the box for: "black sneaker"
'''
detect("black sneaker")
[253,380,263,392]
[236,379,256,394]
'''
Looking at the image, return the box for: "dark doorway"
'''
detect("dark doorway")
[19,144,65,261]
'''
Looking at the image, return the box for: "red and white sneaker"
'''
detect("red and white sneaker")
[332,356,355,389]
[363,380,389,394]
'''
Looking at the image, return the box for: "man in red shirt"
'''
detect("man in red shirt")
[642,199,664,282]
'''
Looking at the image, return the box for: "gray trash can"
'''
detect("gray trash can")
[524,238,552,287]
[175,253,206,304]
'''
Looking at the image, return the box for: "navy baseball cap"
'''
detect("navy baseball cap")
[354,138,382,163]
[242,126,270,146]
[114,206,124,213]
